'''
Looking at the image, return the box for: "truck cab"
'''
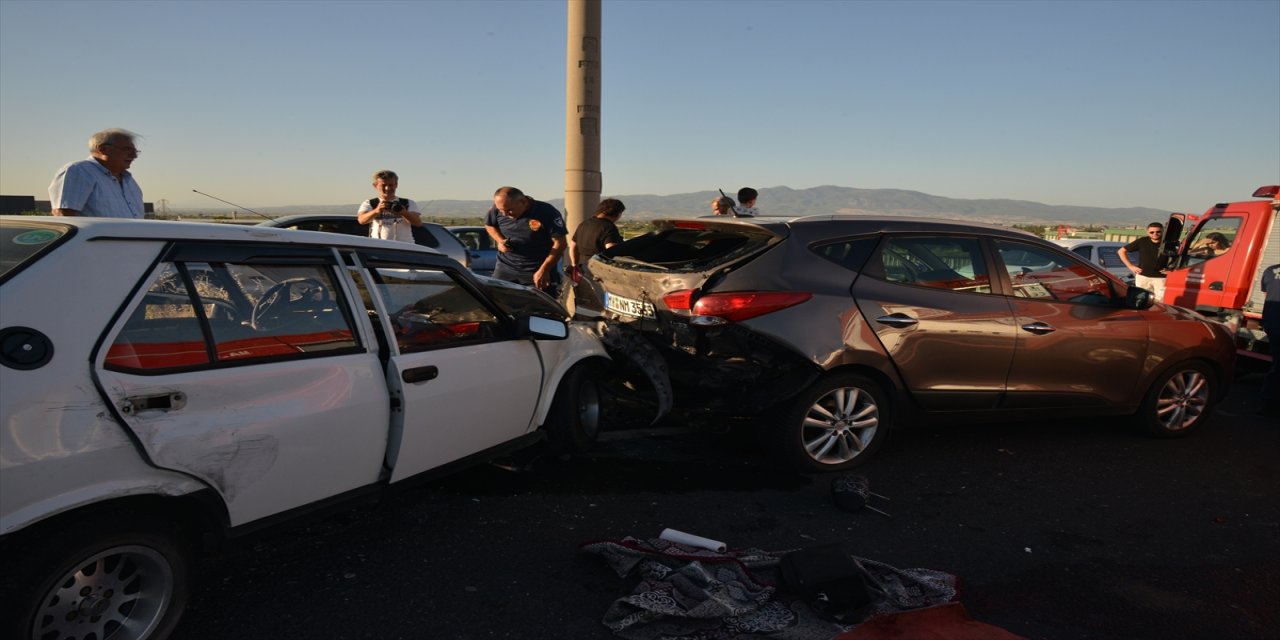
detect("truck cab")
[1162,185,1280,370]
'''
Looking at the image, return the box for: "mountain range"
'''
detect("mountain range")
[179,185,1169,227]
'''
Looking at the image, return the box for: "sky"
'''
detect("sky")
[1,0,1277,213]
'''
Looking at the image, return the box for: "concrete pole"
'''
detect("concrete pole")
[564,0,601,238]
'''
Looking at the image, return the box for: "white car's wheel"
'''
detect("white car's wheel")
[7,515,190,640]
[547,363,602,453]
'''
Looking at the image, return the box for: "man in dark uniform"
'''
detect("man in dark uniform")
[485,186,568,295]
[568,198,626,316]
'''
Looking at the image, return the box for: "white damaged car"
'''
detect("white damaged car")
[0,216,609,640]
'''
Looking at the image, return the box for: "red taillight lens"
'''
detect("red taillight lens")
[1252,185,1280,198]
[690,291,813,322]
[662,289,697,310]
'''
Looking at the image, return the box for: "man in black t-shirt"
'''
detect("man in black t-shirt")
[568,198,626,316]
[1118,222,1170,301]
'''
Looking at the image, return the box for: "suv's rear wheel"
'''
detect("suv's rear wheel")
[771,373,890,472]
[6,514,190,640]
[1139,361,1216,437]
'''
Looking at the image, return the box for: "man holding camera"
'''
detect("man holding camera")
[357,169,423,243]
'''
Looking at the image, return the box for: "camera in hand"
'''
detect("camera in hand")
[383,199,405,213]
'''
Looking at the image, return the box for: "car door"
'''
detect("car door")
[851,234,1018,411]
[353,254,543,481]
[95,243,390,526]
[993,239,1149,408]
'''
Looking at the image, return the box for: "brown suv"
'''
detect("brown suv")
[587,215,1237,472]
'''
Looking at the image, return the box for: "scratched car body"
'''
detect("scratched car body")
[588,215,1236,472]
[0,216,608,640]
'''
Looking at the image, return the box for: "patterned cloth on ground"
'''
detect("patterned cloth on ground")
[581,536,958,640]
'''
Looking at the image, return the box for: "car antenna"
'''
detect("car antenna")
[191,189,274,221]
[718,188,745,217]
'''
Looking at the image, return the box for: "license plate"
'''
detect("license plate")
[604,292,656,319]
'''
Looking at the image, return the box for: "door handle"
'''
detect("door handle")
[875,314,918,328]
[1208,281,1223,291]
[402,365,439,383]
[1020,322,1056,335]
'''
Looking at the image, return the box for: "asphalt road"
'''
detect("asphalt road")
[181,375,1278,640]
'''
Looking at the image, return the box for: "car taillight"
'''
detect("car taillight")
[662,289,697,310]
[673,290,812,323]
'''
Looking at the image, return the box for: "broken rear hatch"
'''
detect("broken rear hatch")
[588,218,818,414]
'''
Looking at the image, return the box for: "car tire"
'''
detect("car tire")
[4,513,190,640]
[1139,361,1217,438]
[547,363,602,453]
[772,372,891,473]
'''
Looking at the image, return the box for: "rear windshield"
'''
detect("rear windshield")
[598,227,774,271]
[0,220,72,282]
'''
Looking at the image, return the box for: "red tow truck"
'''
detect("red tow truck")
[1162,185,1280,371]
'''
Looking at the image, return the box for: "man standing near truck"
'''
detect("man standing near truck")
[1119,222,1170,301]
[1260,263,1280,418]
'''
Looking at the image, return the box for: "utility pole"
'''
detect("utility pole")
[564,0,602,237]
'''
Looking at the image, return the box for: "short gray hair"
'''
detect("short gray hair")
[88,128,138,152]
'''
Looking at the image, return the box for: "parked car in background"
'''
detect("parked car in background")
[588,215,1236,472]
[1051,239,1135,284]
[258,213,470,270]
[0,216,608,640]
[447,225,498,275]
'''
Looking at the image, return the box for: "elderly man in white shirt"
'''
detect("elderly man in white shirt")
[49,128,145,218]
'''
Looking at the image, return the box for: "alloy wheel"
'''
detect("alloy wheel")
[801,386,880,465]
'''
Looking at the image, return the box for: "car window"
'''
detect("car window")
[285,219,366,237]
[812,236,878,272]
[106,261,360,373]
[601,226,774,271]
[0,221,72,283]
[1096,246,1122,269]
[453,229,494,251]
[368,267,504,353]
[994,240,1114,304]
[1181,217,1242,268]
[410,226,443,249]
[1071,245,1092,260]
[864,236,991,294]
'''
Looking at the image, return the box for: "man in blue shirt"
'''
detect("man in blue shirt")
[49,129,145,218]
[485,186,568,295]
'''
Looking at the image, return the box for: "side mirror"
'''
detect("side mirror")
[518,314,569,340]
[1125,285,1154,310]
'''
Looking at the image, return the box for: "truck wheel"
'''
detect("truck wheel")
[547,363,602,453]
[1139,361,1216,437]
[771,373,891,473]
[5,514,190,640]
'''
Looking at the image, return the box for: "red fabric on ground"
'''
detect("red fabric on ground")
[834,602,1026,640]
